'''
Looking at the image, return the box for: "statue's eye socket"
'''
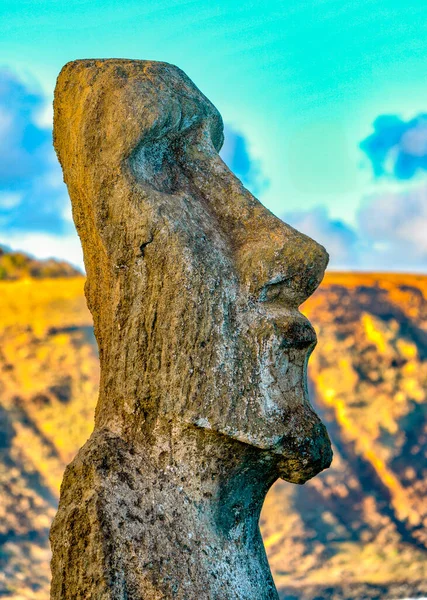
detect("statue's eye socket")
[130,137,182,194]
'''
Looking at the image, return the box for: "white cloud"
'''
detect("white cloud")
[358,184,427,269]
[0,192,22,209]
[282,182,427,272]
[400,117,427,157]
[3,231,84,270]
[0,108,11,135]
[35,101,53,129]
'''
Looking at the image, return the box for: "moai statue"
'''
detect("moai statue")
[50,59,332,600]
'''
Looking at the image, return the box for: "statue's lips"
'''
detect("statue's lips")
[259,309,332,483]
[276,420,333,484]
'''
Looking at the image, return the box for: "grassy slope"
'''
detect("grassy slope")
[1,273,427,598]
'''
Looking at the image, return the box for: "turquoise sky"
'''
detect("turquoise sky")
[2,0,427,270]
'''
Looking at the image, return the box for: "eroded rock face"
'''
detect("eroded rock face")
[50,59,332,600]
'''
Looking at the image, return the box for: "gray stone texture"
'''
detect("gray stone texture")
[50,59,332,599]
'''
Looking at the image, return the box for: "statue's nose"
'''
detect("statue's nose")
[234,212,329,308]
[178,130,329,307]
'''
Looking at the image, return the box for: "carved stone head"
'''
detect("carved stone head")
[54,59,331,484]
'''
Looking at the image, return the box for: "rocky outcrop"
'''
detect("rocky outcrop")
[49,59,331,599]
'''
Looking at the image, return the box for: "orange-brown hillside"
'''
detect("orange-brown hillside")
[265,271,427,599]
[1,268,427,599]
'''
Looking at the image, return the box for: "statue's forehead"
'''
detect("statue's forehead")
[65,58,224,150]
[72,59,214,113]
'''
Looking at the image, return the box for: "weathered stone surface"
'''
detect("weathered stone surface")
[50,59,332,599]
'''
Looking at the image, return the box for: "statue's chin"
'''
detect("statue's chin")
[276,422,333,485]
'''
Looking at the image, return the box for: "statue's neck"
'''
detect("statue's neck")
[139,421,277,524]
[110,420,282,599]
[51,420,281,599]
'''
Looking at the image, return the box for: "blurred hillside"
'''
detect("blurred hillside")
[264,273,427,600]
[0,246,81,280]
[0,257,427,599]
